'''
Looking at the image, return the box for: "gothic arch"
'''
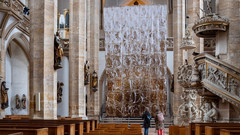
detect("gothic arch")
[120,0,151,6]
[5,32,30,61]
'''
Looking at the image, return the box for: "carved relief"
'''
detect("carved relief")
[166,37,173,50]
[207,65,226,89]
[198,64,206,80]
[178,89,199,125]
[200,101,218,122]
[15,94,21,109]
[227,76,240,96]
[177,64,193,88]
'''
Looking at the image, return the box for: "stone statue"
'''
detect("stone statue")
[91,70,98,92]
[54,31,64,70]
[16,94,21,109]
[200,102,218,122]
[84,60,90,85]
[1,81,9,109]
[57,81,64,103]
[21,94,26,109]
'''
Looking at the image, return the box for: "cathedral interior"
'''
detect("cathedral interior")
[0,0,240,134]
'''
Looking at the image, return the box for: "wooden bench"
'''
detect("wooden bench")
[205,126,240,135]
[195,123,240,135]
[0,119,98,135]
[0,128,48,135]
[0,124,64,135]
[4,115,30,120]
[169,125,186,135]
[0,120,75,135]
[220,129,240,135]
[8,132,23,135]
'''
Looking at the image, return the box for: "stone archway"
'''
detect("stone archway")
[3,32,30,116]
[5,39,30,115]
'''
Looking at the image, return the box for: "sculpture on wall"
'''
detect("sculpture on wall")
[21,94,26,109]
[57,82,64,103]
[54,31,64,70]
[84,61,90,85]
[178,89,199,125]
[1,81,9,109]
[16,94,21,109]
[91,70,98,92]
[200,102,218,122]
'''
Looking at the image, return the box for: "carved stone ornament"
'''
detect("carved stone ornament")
[16,94,21,109]
[177,63,193,88]
[191,62,201,88]
[180,28,196,50]
[178,89,199,125]
[192,13,229,38]
[200,101,218,122]
[1,81,9,110]
[57,82,64,103]
[91,70,98,92]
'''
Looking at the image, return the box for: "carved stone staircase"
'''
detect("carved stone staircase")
[194,53,240,107]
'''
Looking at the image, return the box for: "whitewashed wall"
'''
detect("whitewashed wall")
[5,53,12,115]
[57,56,69,117]
[10,42,29,115]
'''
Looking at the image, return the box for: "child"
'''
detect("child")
[155,109,164,135]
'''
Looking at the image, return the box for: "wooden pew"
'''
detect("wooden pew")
[0,120,75,135]
[0,119,96,135]
[169,125,187,135]
[205,126,240,135]
[8,132,23,135]
[0,128,48,135]
[195,123,240,135]
[0,124,64,135]
[220,129,240,135]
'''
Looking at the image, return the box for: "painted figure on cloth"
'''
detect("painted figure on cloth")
[1,81,9,109]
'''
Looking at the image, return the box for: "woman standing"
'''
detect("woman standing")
[155,109,164,135]
[142,107,151,135]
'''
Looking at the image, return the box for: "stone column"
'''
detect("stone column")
[187,0,204,64]
[218,0,240,69]
[87,0,100,118]
[173,0,184,125]
[69,0,87,117]
[29,0,58,119]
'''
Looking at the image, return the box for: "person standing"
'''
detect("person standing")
[155,109,164,135]
[142,107,151,135]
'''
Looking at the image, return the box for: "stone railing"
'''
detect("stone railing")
[0,0,30,34]
[194,53,240,107]
[0,0,29,19]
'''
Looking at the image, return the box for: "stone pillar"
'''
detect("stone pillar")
[187,0,204,64]
[173,0,184,125]
[218,0,240,69]
[29,0,57,119]
[87,0,100,118]
[69,0,87,118]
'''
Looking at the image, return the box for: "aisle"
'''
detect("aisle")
[142,128,169,135]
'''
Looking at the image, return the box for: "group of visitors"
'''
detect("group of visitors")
[142,107,165,135]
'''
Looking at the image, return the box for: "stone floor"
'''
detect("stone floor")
[142,128,169,135]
